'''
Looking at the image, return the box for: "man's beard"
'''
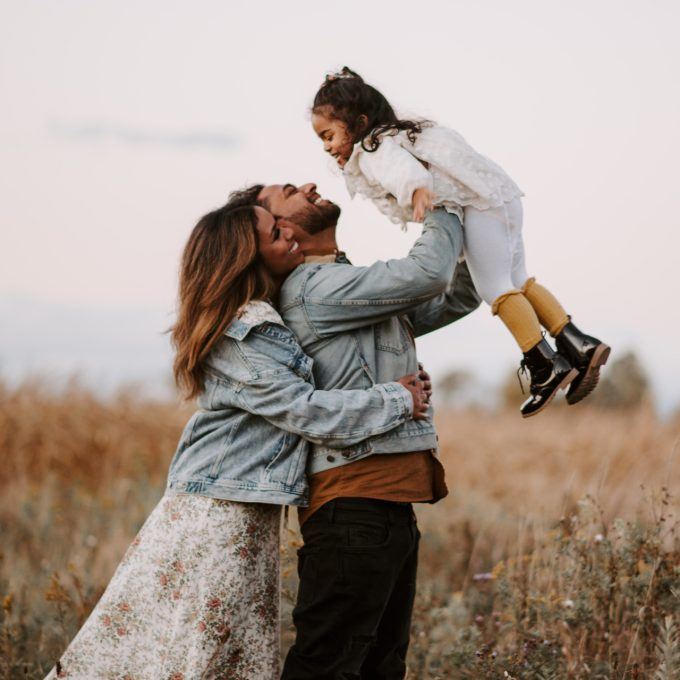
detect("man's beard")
[289,200,341,235]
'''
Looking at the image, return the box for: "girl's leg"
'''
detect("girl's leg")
[463,204,542,352]
[503,198,569,337]
[465,202,577,417]
[504,198,610,405]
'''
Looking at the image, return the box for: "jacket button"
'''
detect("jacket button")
[326,455,336,463]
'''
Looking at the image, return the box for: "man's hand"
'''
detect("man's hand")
[412,187,434,223]
[397,374,429,420]
[418,362,432,405]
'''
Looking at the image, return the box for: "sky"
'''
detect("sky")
[1,0,679,411]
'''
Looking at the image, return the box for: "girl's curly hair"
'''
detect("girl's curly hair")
[312,66,428,152]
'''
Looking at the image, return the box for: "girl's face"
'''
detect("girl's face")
[311,109,354,168]
[254,206,304,277]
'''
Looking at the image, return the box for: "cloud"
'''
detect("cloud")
[49,120,241,151]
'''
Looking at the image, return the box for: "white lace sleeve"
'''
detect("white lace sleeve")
[358,136,433,208]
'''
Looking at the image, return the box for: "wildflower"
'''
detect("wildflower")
[2,593,13,613]
[563,599,575,608]
[473,572,494,582]
[594,533,604,542]
[491,560,505,579]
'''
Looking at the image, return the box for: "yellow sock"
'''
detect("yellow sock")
[492,290,543,352]
[522,278,569,336]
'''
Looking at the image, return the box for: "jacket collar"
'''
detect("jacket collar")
[224,300,284,340]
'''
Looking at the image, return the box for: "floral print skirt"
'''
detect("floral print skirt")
[45,494,281,680]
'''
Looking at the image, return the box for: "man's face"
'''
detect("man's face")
[258,183,341,235]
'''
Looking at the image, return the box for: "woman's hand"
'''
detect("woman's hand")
[397,374,429,420]
[412,187,435,222]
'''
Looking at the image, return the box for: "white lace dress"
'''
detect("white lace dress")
[342,125,523,229]
[44,303,286,680]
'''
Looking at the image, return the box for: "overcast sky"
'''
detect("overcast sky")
[1,0,679,411]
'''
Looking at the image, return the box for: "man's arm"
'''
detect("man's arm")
[406,260,482,337]
[282,208,464,336]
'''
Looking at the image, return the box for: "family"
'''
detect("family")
[46,69,608,680]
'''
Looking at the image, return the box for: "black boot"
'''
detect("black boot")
[519,339,578,418]
[555,321,611,405]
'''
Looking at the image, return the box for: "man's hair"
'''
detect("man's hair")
[228,184,266,210]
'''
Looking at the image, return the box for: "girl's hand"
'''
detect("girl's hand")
[412,187,434,222]
[397,374,429,420]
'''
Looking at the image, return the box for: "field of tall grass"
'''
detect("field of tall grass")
[1,378,678,679]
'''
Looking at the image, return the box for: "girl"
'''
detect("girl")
[310,67,610,417]
[44,190,428,679]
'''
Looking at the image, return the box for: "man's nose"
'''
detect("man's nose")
[298,183,317,195]
[282,226,295,240]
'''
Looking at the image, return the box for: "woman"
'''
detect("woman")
[45,193,428,679]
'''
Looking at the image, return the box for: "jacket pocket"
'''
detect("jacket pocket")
[264,430,296,484]
[375,316,411,355]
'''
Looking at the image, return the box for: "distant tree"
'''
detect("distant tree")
[593,350,650,409]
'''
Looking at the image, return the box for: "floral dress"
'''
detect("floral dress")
[45,494,281,680]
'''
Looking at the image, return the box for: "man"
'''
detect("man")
[239,182,480,679]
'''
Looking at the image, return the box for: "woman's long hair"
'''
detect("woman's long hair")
[171,186,275,399]
[312,66,428,153]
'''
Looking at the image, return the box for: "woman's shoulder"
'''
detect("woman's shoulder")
[206,300,305,383]
[236,300,284,328]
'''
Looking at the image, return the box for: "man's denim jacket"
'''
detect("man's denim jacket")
[166,302,414,507]
[279,209,481,474]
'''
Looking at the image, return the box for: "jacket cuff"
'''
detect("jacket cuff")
[376,382,413,418]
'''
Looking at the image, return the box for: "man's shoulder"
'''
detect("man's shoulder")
[281,261,354,299]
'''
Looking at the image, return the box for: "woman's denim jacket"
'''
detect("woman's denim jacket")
[166,302,413,507]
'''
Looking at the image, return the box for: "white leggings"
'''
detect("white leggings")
[463,197,530,306]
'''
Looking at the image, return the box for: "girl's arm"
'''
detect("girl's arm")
[358,136,434,211]
[237,371,422,448]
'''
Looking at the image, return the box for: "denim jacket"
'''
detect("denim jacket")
[279,208,481,474]
[166,302,414,506]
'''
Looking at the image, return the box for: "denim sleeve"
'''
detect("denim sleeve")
[237,376,413,448]
[293,209,463,336]
[406,260,482,337]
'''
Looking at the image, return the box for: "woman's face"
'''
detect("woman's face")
[254,206,304,277]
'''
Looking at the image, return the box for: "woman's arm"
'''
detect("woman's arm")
[237,371,424,448]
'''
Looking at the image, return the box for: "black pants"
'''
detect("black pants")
[281,497,420,680]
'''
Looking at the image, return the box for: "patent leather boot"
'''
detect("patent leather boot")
[519,339,579,418]
[555,321,611,405]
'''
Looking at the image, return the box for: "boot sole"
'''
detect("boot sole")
[522,368,580,418]
[566,344,611,405]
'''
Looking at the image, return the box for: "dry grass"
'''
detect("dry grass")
[0,378,678,678]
